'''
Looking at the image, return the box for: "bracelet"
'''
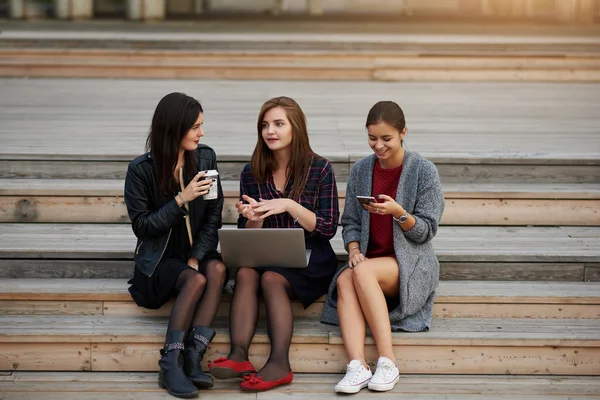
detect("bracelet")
[349,246,359,251]
[293,208,301,224]
[177,192,188,206]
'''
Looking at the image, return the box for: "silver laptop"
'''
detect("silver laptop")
[218,228,311,269]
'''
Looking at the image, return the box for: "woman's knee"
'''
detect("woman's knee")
[185,271,207,292]
[351,261,374,290]
[336,268,354,294]
[235,267,259,284]
[260,271,288,292]
[205,259,227,284]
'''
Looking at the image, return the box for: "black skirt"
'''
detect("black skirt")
[128,217,223,309]
[128,253,222,310]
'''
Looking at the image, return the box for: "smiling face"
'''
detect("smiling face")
[261,106,293,152]
[179,112,204,152]
[367,121,405,162]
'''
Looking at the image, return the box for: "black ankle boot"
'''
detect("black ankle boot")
[184,325,216,388]
[158,330,199,398]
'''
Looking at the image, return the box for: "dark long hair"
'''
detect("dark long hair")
[146,92,203,194]
[251,96,315,201]
[366,101,406,146]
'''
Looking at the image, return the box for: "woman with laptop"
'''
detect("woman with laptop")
[321,101,445,394]
[208,96,339,392]
[124,92,227,398]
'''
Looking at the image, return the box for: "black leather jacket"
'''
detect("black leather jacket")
[124,145,224,277]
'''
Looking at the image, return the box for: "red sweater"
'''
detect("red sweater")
[366,160,402,258]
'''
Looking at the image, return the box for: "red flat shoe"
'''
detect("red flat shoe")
[240,371,294,392]
[208,357,256,380]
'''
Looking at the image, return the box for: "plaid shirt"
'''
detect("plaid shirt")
[237,157,339,240]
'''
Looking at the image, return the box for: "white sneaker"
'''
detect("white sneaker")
[368,357,399,392]
[334,359,372,394]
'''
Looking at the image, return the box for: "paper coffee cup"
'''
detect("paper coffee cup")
[202,170,219,200]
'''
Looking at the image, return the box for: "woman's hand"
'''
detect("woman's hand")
[180,171,214,203]
[363,194,405,218]
[348,250,367,269]
[235,195,265,222]
[252,198,293,220]
[187,257,199,271]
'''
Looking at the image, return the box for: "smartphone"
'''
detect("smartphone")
[357,195,378,205]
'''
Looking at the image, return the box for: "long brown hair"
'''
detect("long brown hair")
[251,97,315,201]
[146,92,202,194]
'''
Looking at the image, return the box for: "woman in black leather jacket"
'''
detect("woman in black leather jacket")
[124,92,227,398]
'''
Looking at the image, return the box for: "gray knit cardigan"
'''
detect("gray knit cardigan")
[320,151,445,332]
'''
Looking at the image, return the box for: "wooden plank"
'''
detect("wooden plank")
[91,342,600,375]
[3,159,600,184]
[0,260,133,279]
[3,180,600,199]
[433,304,600,319]
[1,316,599,347]
[3,195,599,226]
[103,299,325,319]
[0,301,103,316]
[4,372,600,395]
[2,224,600,263]
[585,263,600,281]
[1,79,599,177]
[440,262,585,281]
[0,393,250,399]
[3,279,600,304]
[0,343,90,371]
[0,197,130,224]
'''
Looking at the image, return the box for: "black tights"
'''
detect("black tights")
[166,259,227,336]
[228,268,295,381]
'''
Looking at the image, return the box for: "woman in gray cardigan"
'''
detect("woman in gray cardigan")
[321,101,444,394]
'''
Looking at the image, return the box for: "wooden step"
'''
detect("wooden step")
[0,224,598,281]
[2,49,600,81]
[0,314,598,374]
[3,154,600,183]
[0,279,598,320]
[1,79,599,182]
[3,29,600,55]
[1,372,599,399]
[1,180,599,226]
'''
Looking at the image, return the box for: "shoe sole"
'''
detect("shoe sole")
[368,375,400,392]
[190,377,214,389]
[240,381,292,392]
[158,379,199,398]
[335,382,369,394]
[210,367,254,380]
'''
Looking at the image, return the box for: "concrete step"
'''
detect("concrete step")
[1,279,598,320]
[0,224,598,281]
[1,372,599,399]
[0,314,598,374]
[2,179,599,226]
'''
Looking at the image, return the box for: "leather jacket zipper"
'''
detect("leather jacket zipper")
[135,240,143,255]
[150,228,172,276]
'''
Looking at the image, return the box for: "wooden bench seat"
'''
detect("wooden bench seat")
[2,179,599,226]
[1,224,599,262]
[0,279,598,320]
[1,223,598,281]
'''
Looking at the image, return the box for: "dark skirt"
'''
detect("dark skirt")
[255,237,337,308]
[128,252,223,310]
